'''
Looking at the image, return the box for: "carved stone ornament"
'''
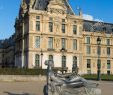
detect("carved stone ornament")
[48,0,66,14]
[21,0,27,10]
[55,38,60,48]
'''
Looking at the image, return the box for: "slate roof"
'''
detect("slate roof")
[83,20,113,34]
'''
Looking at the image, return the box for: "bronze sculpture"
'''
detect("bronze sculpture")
[45,60,101,95]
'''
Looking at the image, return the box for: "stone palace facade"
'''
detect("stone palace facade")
[0,0,113,74]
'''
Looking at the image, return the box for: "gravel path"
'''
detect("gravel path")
[0,81,112,95]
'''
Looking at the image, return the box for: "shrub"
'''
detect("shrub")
[82,74,113,81]
[0,68,47,75]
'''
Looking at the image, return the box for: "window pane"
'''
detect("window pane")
[86,37,90,44]
[62,24,65,33]
[73,25,77,34]
[36,21,40,31]
[86,45,90,54]
[107,39,110,45]
[49,22,53,32]
[35,37,40,48]
[62,19,65,22]
[62,38,66,49]
[36,16,40,20]
[107,47,110,55]
[73,39,77,50]
[87,59,91,68]
[48,37,53,49]
[107,60,110,69]
[35,54,40,67]
[62,56,66,67]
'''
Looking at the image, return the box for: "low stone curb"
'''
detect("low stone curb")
[0,75,46,82]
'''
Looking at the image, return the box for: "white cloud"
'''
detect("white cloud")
[94,19,103,22]
[83,14,93,21]
[83,14,103,22]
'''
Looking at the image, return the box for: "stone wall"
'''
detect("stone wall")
[0,75,46,82]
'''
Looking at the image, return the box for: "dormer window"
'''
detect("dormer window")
[62,19,65,23]
[112,28,113,32]
[36,16,40,20]
[103,27,106,31]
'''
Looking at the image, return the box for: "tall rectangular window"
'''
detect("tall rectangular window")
[86,45,91,54]
[62,56,66,67]
[87,59,91,68]
[35,36,40,48]
[73,39,77,50]
[62,19,65,33]
[48,37,53,49]
[36,21,40,31]
[86,37,90,44]
[49,22,53,32]
[107,47,110,55]
[73,25,77,34]
[36,16,40,31]
[62,38,66,49]
[49,17,53,32]
[35,54,40,67]
[107,39,110,45]
[107,60,110,69]
[62,24,65,33]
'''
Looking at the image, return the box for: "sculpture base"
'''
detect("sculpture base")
[48,87,101,95]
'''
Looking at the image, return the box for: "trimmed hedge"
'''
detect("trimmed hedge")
[0,68,47,75]
[82,74,113,81]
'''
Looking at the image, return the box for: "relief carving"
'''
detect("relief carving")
[55,38,60,48]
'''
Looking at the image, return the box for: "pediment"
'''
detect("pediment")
[49,4,66,10]
[31,0,75,15]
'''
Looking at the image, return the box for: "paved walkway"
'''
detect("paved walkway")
[0,81,112,95]
[98,81,113,95]
[0,81,46,95]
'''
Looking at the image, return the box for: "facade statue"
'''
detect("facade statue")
[45,60,101,95]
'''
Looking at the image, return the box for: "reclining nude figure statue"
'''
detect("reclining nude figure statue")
[45,60,101,95]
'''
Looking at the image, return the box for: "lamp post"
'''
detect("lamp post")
[61,48,65,74]
[97,36,101,81]
[1,41,4,68]
[41,49,43,69]
[21,12,25,68]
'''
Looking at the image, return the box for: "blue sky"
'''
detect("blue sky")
[0,0,113,39]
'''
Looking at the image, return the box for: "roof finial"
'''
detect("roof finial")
[21,0,27,10]
[77,6,82,16]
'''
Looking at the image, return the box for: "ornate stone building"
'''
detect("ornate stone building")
[0,35,15,67]
[14,0,113,74]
